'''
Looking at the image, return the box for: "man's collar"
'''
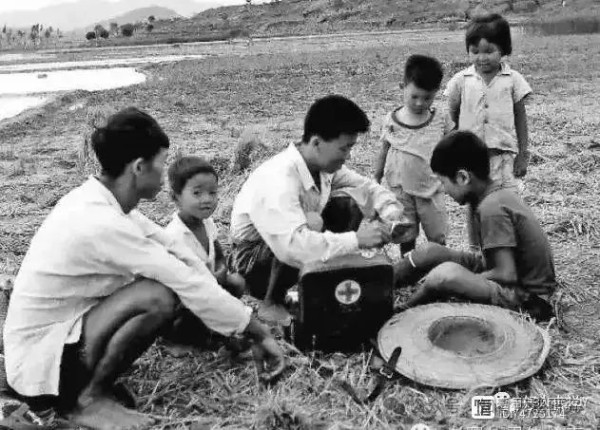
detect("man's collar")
[87,175,127,215]
[287,143,331,191]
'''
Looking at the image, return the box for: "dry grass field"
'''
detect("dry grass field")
[0,29,599,429]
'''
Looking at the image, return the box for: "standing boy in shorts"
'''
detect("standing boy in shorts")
[374,54,454,255]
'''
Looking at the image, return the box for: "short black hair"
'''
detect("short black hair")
[168,156,218,196]
[91,107,169,178]
[302,95,370,143]
[465,13,512,56]
[430,131,490,181]
[404,54,444,91]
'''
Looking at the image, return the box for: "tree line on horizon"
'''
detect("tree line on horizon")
[85,15,157,41]
[0,23,62,49]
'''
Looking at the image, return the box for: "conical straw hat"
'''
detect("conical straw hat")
[377,303,551,389]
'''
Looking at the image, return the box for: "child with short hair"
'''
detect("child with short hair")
[399,131,555,321]
[445,13,532,188]
[374,54,454,255]
[166,156,246,298]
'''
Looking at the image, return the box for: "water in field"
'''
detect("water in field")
[0,53,205,122]
[0,67,145,95]
[0,95,49,121]
[0,54,205,73]
[0,67,146,121]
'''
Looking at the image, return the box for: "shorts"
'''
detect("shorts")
[390,187,447,245]
[489,150,517,190]
[456,250,530,310]
[228,237,297,300]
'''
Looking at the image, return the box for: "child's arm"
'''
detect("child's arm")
[373,139,390,183]
[214,240,246,297]
[213,240,229,282]
[480,247,518,285]
[445,74,462,127]
[448,98,460,128]
[513,99,529,178]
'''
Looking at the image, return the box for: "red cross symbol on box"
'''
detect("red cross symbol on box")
[335,280,361,305]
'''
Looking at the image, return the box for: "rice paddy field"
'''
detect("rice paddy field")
[0,29,599,429]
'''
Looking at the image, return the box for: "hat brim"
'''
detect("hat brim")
[377,303,551,389]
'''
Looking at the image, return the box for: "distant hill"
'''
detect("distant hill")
[152,0,600,39]
[107,6,181,25]
[0,0,231,31]
[77,6,182,34]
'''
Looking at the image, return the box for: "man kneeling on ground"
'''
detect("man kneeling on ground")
[395,131,555,320]
[229,95,406,324]
[3,108,285,430]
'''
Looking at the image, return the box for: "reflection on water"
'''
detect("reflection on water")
[0,54,205,73]
[0,95,48,121]
[0,67,146,95]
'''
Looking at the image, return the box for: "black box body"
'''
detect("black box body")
[291,253,394,352]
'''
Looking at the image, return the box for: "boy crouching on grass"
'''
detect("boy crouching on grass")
[397,131,555,320]
[3,107,284,430]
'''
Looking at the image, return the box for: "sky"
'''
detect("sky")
[0,0,244,14]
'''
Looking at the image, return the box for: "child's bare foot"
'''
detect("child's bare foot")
[67,396,153,430]
[258,303,292,325]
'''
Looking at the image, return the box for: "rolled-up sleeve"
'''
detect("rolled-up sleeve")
[248,178,358,268]
[90,217,251,336]
[332,166,403,222]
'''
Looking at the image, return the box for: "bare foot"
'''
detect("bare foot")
[258,303,292,325]
[67,396,153,430]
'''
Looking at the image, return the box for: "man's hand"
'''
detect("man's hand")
[305,211,324,232]
[251,337,287,384]
[244,317,286,383]
[513,151,529,178]
[356,220,391,248]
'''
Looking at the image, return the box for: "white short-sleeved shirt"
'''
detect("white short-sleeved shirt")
[165,214,218,273]
[444,63,532,153]
[4,177,251,397]
[380,107,454,198]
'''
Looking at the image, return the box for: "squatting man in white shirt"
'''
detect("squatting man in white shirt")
[3,108,285,430]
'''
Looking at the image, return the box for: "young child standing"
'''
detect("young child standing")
[374,54,454,255]
[445,13,532,188]
[166,156,246,298]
